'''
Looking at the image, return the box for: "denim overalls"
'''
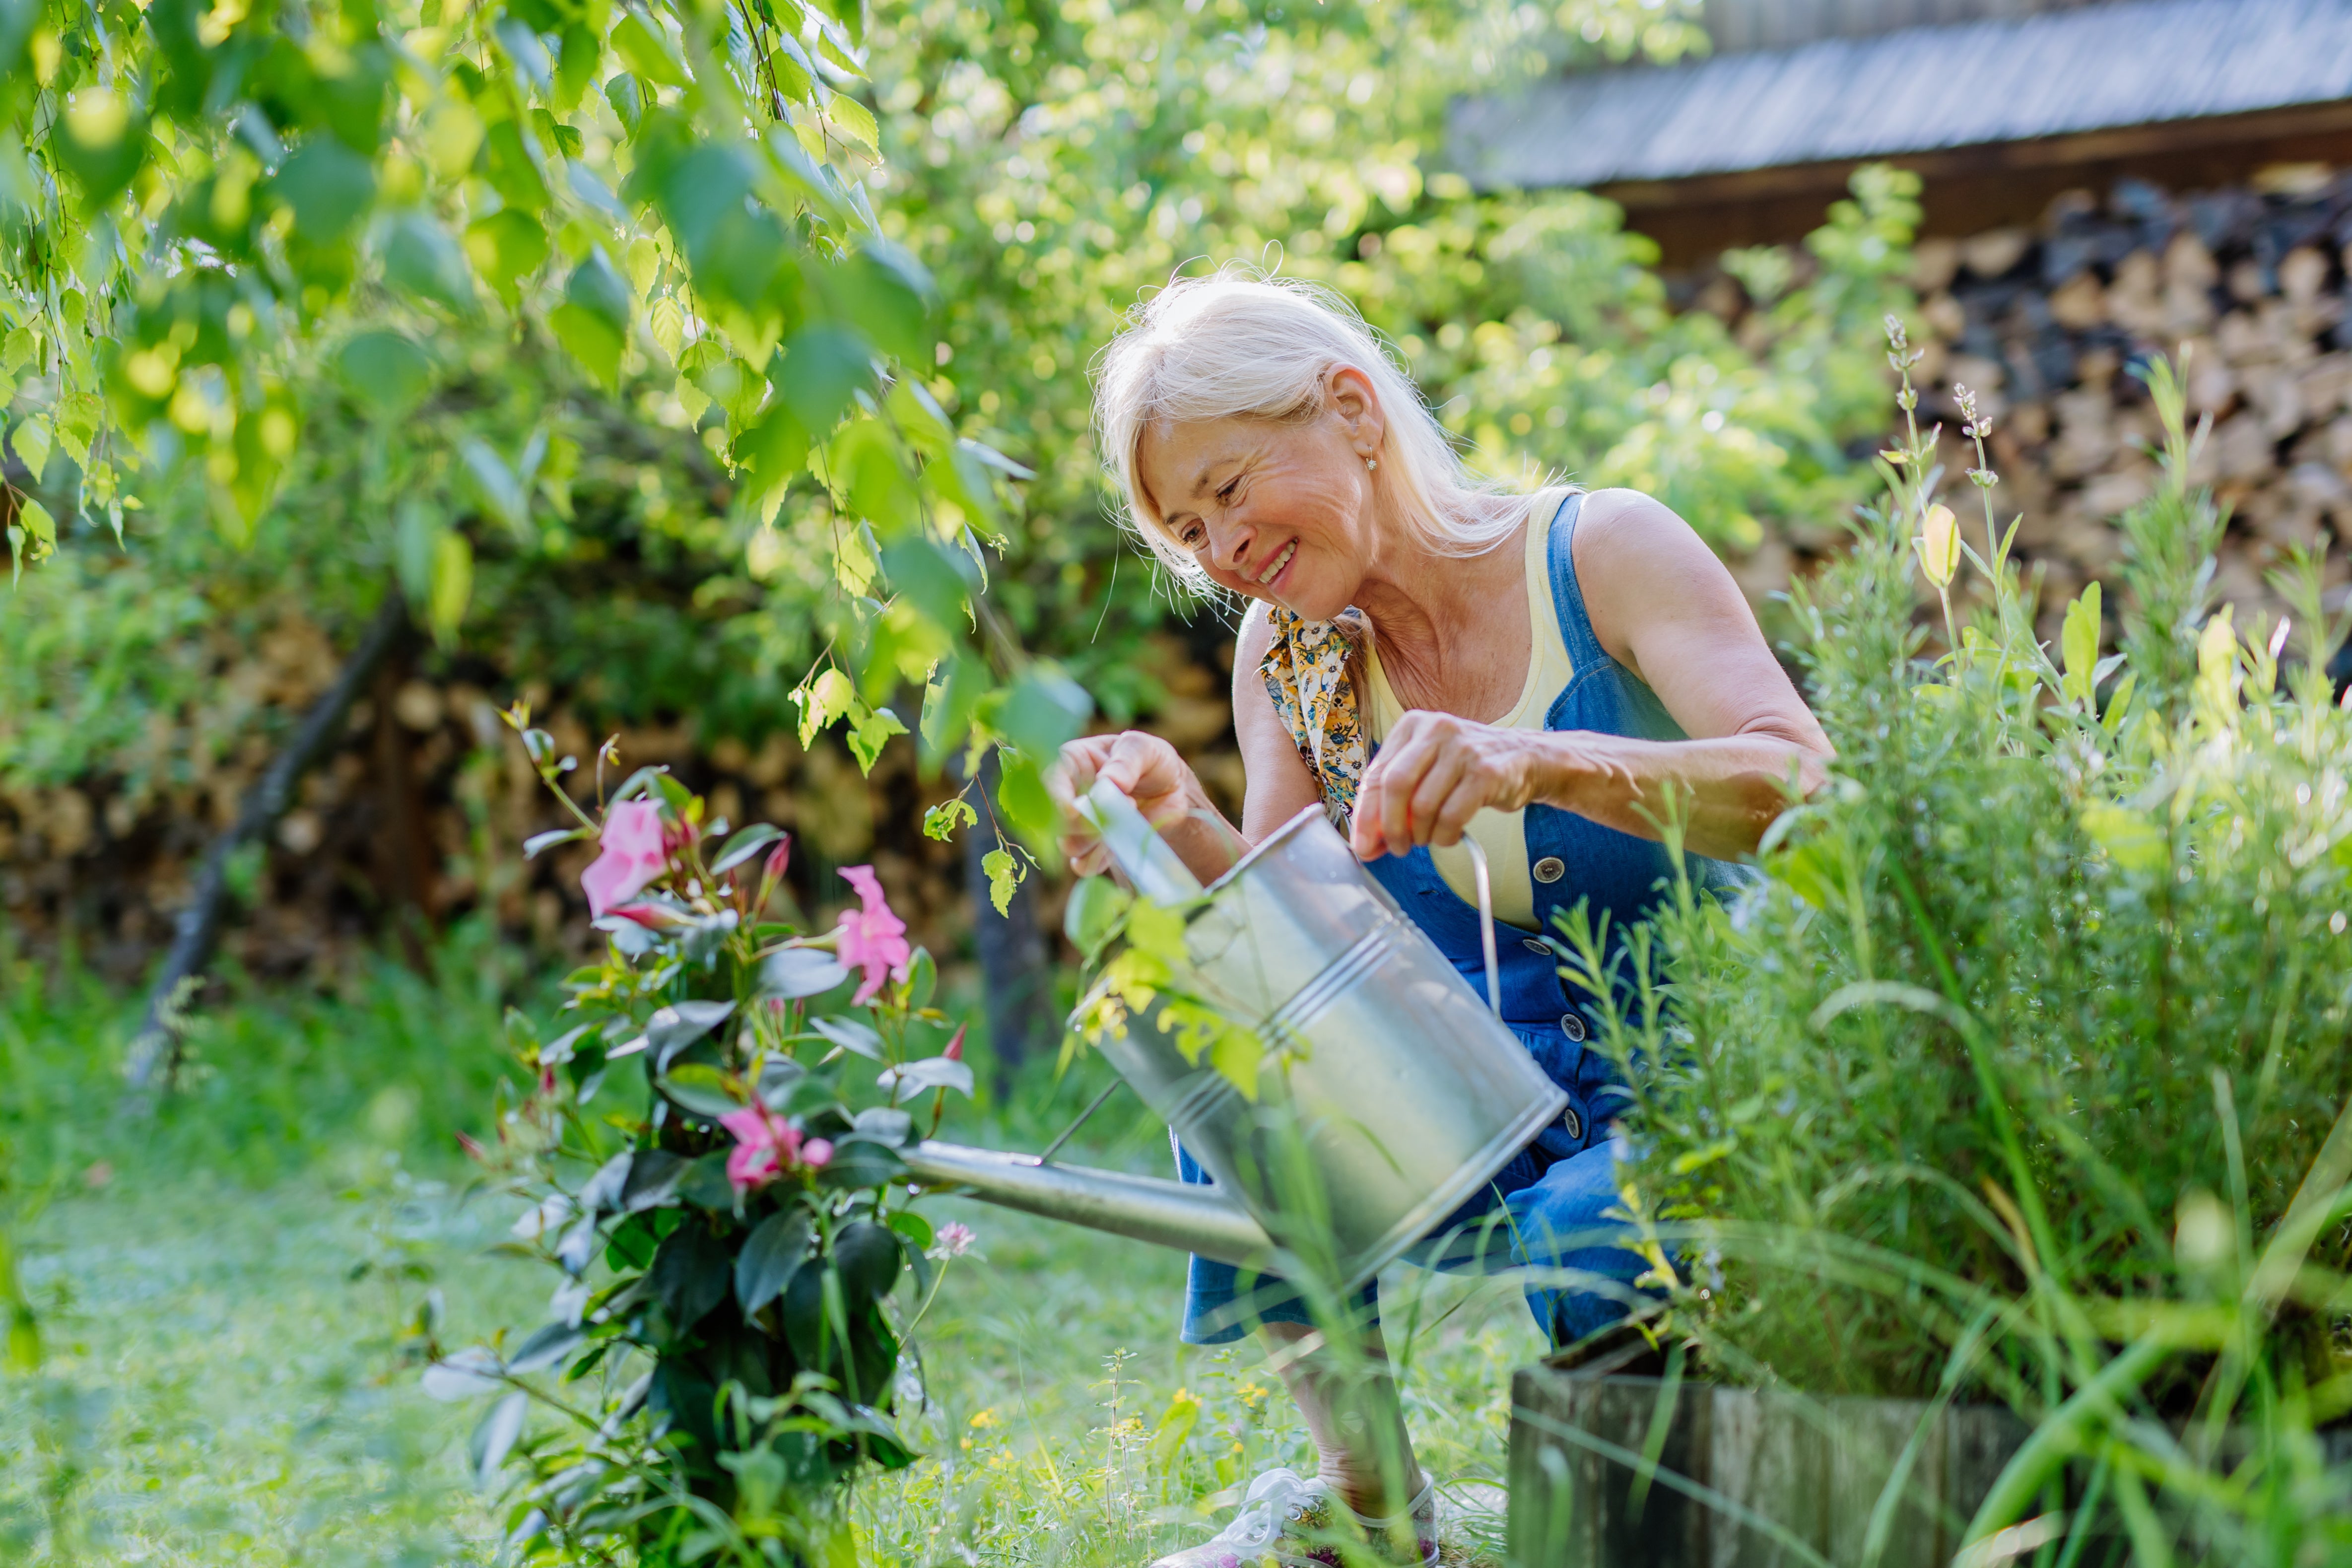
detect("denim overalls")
[1176,492,1750,1347]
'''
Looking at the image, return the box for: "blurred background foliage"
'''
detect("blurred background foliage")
[3,0,1914,1023]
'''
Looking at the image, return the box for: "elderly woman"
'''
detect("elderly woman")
[1052,272,1831,1567]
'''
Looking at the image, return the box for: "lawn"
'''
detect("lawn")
[0,948,1528,1566]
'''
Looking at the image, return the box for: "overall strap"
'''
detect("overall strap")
[1544,490,1610,675]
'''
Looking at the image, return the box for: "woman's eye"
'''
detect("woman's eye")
[1216,480,1240,504]
[1179,524,1206,548]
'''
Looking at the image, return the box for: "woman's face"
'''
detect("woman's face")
[1134,369,1384,620]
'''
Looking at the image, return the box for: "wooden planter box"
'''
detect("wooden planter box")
[1506,1333,2029,1568]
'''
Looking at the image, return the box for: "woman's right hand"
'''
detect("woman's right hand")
[1048,731,1205,878]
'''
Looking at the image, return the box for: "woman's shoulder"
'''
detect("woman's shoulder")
[1568,487,1711,577]
[1235,598,1278,666]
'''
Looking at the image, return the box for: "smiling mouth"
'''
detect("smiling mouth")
[1254,539,1298,587]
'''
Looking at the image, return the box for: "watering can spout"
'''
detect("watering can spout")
[904,1141,1274,1267]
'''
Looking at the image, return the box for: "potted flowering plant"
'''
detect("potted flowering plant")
[420,713,979,1568]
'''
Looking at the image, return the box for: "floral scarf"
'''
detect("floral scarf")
[1258,605,1369,824]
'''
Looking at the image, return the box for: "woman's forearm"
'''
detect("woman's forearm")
[1150,784,1255,886]
[1534,729,1826,862]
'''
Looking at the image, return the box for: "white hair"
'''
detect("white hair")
[1091,267,1546,590]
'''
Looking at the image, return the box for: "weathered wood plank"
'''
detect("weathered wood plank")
[1508,1361,2032,1568]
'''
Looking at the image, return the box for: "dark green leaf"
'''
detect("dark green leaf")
[852,1106,913,1147]
[735,402,810,490]
[507,1319,586,1373]
[658,1062,744,1119]
[578,1151,634,1216]
[555,1214,602,1276]
[902,948,936,1010]
[881,538,979,638]
[816,1134,908,1190]
[677,1152,737,1211]
[551,301,623,387]
[383,210,474,310]
[470,1391,530,1486]
[620,1150,688,1212]
[711,823,785,876]
[337,331,433,421]
[757,945,851,1006]
[734,1210,811,1314]
[883,1210,933,1248]
[650,1000,735,1071]
[772,325,873,434]
[833,1221,902,1304]
[603,70,645,135]
[807,1015,880,1059]
[877,1055,972,1098]
[478,117,548,209]
[567,249,633,330]
[831,242,933,363]
[466,208,549,305]
[754,1054,808,1110]
[997,666,1093,762]
[523,827,592,858]
[647,1220,730,1332]
[776,1254,827,1367]
[269,137,376,241]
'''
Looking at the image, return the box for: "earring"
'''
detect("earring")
[1364,457,1378,474]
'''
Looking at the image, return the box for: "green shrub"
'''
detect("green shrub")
[1575,331,2352,1554]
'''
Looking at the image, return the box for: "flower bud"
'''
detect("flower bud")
[801,1138,834,1171]
[1916,503,1959,590]
[762,835,792,884]
[942,1023,967,1062]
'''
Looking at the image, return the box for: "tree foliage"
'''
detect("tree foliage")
[2,0,1920,907]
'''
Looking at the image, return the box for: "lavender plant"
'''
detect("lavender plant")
[1567,324,2352,1558]
[418,709,977,1568]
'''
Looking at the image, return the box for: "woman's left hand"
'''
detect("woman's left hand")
[1349,711,1551,861]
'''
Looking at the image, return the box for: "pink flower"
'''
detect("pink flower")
[835,865,911,1006]
[929,1221,976,1259]
[720,1105,803,1193]
[582,800,669,917]
[801,1138,834,1171]
[942,1023,966,1063]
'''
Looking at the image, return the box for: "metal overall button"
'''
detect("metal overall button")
[1521,937,1549,954]
[1560,1102,1584,1140]
[1533,857,1565,884]
[1559,1011,1587,1042]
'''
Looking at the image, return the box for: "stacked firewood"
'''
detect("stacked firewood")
[0,621,1245,996]
[1904,171,2352,632]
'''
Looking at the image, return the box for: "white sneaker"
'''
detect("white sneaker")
[1148,1466,1438,1568]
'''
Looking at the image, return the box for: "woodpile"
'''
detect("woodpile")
[0,614,1243,1001]
[1898,170,2349,632]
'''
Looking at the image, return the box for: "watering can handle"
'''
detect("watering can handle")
[1460,837,1504,1018]
[1079,779,1206,905]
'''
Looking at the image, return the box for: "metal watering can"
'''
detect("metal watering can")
[904,781,1567,1295]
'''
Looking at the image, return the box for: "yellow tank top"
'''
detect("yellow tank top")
[1361,501,1575,931]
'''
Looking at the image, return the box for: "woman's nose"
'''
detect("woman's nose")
[1207,514,1256,576]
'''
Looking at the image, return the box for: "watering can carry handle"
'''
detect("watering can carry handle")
[1460,836,1504,1018]
[1083,776,1503,1017]
[1079,778,1206,905]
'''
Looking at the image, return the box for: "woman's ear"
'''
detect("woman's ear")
[1326,365,1386,460]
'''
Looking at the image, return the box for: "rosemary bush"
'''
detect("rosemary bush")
[1573,328,2352,1556]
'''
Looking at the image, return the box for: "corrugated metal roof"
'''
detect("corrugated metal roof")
[1450,0,2352,191]
[1701,0,2106,54]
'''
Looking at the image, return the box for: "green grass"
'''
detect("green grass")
[0,939,1531,1566]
